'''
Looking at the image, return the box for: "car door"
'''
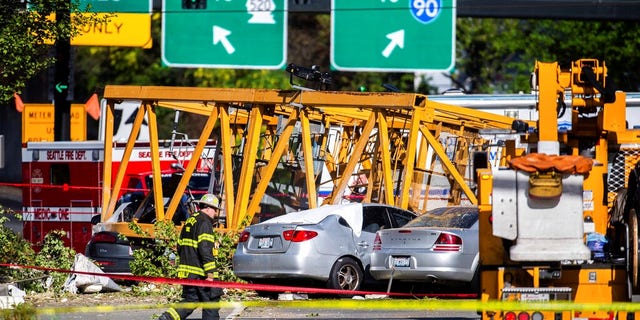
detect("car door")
[356,205,390,267]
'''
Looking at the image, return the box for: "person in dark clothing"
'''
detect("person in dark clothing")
[159,194,225,320]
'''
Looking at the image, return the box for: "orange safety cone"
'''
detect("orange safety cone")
[85,93,100,120]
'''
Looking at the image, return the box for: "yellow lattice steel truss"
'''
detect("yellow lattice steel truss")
[98,86,525,236]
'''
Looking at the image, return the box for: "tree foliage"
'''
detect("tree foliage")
[8,8,639,115]
[0,0,105,102]
[456,18,640,93]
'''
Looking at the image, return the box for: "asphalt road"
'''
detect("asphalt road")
[38,304,481,320]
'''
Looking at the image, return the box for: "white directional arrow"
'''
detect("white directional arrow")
[381,29,405,58]
[212,25,235,54]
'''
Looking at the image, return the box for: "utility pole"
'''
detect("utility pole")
[54,2,71,141]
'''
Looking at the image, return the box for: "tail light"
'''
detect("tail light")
[432,232,462,252]
[92,232,117,243]
[238,230,250,243]
[504,311,543,320]
[504,312,517,320]
[518,312,530,320]
[373,233,382,251]
[282,230,318,242]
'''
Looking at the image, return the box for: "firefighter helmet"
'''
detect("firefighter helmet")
[195,193,221,209]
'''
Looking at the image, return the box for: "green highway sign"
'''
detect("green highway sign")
[162,0,288,69]
[79,0,151,13]
[331,0,455,72]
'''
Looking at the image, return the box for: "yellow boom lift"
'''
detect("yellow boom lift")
[477,59,640,320]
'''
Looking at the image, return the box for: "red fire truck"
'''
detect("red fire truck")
[20,100,215,253]
[20,139,214,253]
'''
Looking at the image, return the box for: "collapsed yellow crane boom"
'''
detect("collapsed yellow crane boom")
[100,85,526,236]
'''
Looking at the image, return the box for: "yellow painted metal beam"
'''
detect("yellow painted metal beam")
[300,109,318,209]
[101,100,116,222]
[218,104,236,229]
[104,86,427,110]
[376,112,395,205]
[414,130,430,212]
[145,103,165,222]
[535,61,563,144]
[104,104,146,220]
[234,106,264,225]
[397,109,422,209]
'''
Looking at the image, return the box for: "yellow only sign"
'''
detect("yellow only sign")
[22,104,87,143]
[44,13,152,48]
[72,13,152,48]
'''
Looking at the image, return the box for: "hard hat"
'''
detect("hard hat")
[195,194,221,210]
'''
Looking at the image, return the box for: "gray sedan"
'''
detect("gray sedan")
[232,203,417,292]
[369,206,479,288]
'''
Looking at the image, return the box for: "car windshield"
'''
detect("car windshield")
[144,172,211,195]
[188,173,211,191]
[404,206,478,229]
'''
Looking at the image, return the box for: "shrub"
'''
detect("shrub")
[0,206,75,293]
[129,220,243,282]
[0,209,37,286]
[129,220,179,278]
[33,230,76,291]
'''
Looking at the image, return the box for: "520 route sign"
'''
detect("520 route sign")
[162,0,288,69]
[331,0,456,72]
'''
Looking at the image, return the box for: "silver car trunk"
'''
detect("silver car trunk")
[243,223,301,253]
[379,228,446,250]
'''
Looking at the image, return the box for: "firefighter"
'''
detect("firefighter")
[159,193,224,320]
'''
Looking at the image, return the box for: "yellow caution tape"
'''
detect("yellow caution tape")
[35,299,640,315]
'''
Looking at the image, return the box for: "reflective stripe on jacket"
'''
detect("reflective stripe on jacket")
[176,211,216,278]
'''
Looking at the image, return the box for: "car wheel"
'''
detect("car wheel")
[327,257,363,292]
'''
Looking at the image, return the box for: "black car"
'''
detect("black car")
[85,171,211,274]
[84,231,137,273]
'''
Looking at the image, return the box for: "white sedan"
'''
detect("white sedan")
[232,203,417,293]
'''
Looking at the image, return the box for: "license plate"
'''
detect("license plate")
[520,293,550,302]
[258,237,274,249]
[392,256,410,268]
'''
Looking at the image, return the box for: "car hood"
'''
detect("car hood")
[263,203,364,236]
